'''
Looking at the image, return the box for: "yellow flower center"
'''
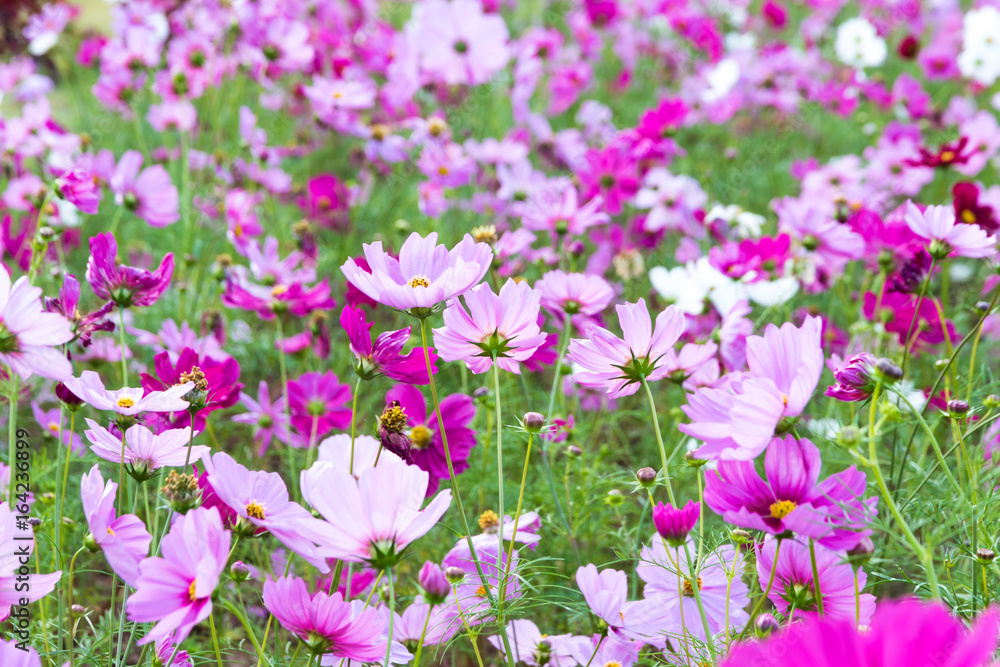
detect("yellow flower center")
[475,585,488,597]
[770,499,798,519]
[188,580,198,601]
[116,397,135,408]
[48,422,60,433]
[940,150,955,163]
[410,425,433,450]
[271,284,289,297]
[107,527,116,536]
[246,501,266,520]
[437,166,450,176]
[962,209,977,224]
[604,662,623,667]
[682,577,704,597]
[478,510,500,531]
[371,124,390,141]
[407,275,430,288]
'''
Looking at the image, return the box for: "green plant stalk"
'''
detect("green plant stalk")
[412,603,435,667]
[680,540,718,662]
[741,539,782,640]
[452,584,486,667]
[384,568,396,667]
[349,376,362,475]
[892,389,964,499]
[900,258,934,374]
[118,305,129,387]
[501,432,533,602]
[493,360,506,567]
[641,377,676,505]
[7,377,19,508]
[809,539,825,617]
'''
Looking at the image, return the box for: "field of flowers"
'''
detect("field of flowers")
[2,0,1000,665]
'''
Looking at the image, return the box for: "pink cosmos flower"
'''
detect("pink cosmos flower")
[86,232,174,308]
[64,370,192,417]
[383,384,476,495]
[127,506,231,646]
[109,150,179,227]
[140,348,243,430]
[825,352,877,402]
[341,232,493,315]
[434,279,547,374]
[411,0,510,87]
[43,273,114,349]
[723,598,1000,667]
[263,576,385,659]
[232,380,290,456]
[0,267,73,380]
[80,464,152,587]
[566,635,641,667]
[316,434,403,478]
[756,537,875,625]
[83,420,205,477]
[32,401,84,454]
[577,145,639,216]
[0,638,41,667]
[637,536,750,644]
[287,371,353,444]
[704,435,877,550]
[341,305,435,384]
[904,201,996,259]
[652,500,699,547]
[567,299,686,398]
[575,564,660,642]
[488,620,578,667]
[1,502,61,623]
[201,451,335,572]
[54,168,101,214]
[521,185,610,236]
[302,457,452,570]
[535,270,614,318]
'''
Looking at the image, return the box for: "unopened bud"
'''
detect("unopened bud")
[522,412,545,433]
[875,358,903,382]
[444,566,465,585]
[685,451,707,468]
[28,517,42,527]
[847,537,875,571]
[934,358,949,371]
[636,467,657,488]
[419,562,450,604]
[70,604,87,617]
[755,613,779,637]
[730,529,753,545]
[230,561,251,582]
[986,395,1000,410]
[976,301,992,315]
[567,445,582,457]
[837,425,861,448]
[947,399,970,418]
[977,548,995,564]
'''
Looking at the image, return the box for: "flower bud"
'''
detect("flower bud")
[975,301,992,315]
[230,561,251,582]
[755,613,780,637]
[83,533,99,552]
[826,353,876,402]
[730,529,753,546]
[56,382,84,411]
[444,566,465,585]
[977,548,996,564]
[635,467,657,488]
[567,445,582,457]
[522,412,545,433]
[837,425,861,449]
[160,471,202,513]
[934,358,949,371]
[70,604,87,617]
[947,399,970,418]
[653,500,700,547]
[986,395,1000,409]
[685,451,707,468]
[419,562,451,605]
[28,517,42,528]
[875,358,903,382]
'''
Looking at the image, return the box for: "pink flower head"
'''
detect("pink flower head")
[521,184,610,236]
[263,576,385,659]
[567,300,686,398]
[83,420,205,479]
[54,168,101,214]
[704,435,877,550]
[825,352,877,402]
[302,457,452,570]
[140,348,243,430]
[1,502,61,623]
[904,200,996,260]
[80,464,152,587]
[341,232,492,315]
[575,564,660,642]
[0,267,73,380]
[637,536,750,643]
[755,536,875,625]
[340,305,435,384]
[303,174,348,229]
[127,506,231,646]
[232,380,290,456]
[652,500,699,547]
[64,370,192,417]
[109,150,179,227]
[31,401,84,454]
[488,620,578,667]
[434,279,546,375]
[723,598,1000,667]
[411,0,510,87]
[383,384,476,495]
[0,638,41,667]
[577,145,639,216]
[535,270,614,318]
[43,273,114,349]
[86,232,174,308]
[287,371,353,444]
[201,451,334,572]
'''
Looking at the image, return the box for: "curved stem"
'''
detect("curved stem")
[641,377,676,505]
[809,539,825,617]
[412,603,435,667]
[384,568,396,667]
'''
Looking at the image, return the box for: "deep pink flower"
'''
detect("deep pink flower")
[567,300,686,398]
[221,274,335,321]
[434,279,546,374]
[704,435,877,550]
[953,182,998,233]
[302,457,452,569]
[109,150,179,227]
[232,380,290,456]
[863,289,956,352]
[825,353,877,402]
[263,576,385,659]
[904,201,996,259]
[341,232,493,315]
[302,174,349,229]
[755,536,875,625]
[341,305,435,384]
[200,451,335,571]
[723,598,1000,667]
[383,383,476,495]
[652,500,699,547]
[54,168,101,214]
[578,145,639,216]
[287,371,353,444]
[43,273,114,348]
[86,232,174,308]
[140,348,243,430]
[127,506,231,645]
[80,464,151,587]
[0,267,73,380]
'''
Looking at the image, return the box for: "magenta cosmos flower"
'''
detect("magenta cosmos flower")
[756,537,875,625]
[127,506,231,646]
[201,451,335,571]
[302,457,452,570]
[567,299,686,398]
[86,232,174,308]
[141,348,243,430]
[81,464,152,587]
[341,304,435,384]
[1,502,61,623]
[232,380,290,456]
[434,279,547,374]
[341,232,493,315]
[263,576,384,659]
[652,500,699,547]
[723,598,1000,667]
[904,201,996,259]
[826,352,878,402]
[65,370,192,417]
[0,267,73,380]
[54,168,101,215]
[287,371,353,444]
[43,273,114,348]
[637,536,750,644]
[704,435,877,551]
[383,383,476,495]
[83,420,206,478]
[110,150,180,227]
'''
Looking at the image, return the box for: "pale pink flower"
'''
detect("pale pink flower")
[0,267,73,381]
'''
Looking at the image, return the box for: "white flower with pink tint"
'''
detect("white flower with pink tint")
[905,200,997,259]
[0,268,73,381]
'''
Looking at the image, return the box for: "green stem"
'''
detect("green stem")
[412,603,435,667]
[210,612,225,667]
[118,306,129,387]
[384,568,396,667]
[545,323,572,421]
[741,539,782,640]
[6,377,19,507]
[502,433,532,598]
[809,539,825,617]
[493,361,506,563]
[901,259,934,375]
[349,376,362,475]
[640,377,676,504]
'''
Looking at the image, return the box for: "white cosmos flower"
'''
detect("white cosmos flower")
[835,17,887,69]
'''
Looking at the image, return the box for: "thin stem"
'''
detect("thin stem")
[893,389,964,499]
[7,376,20,507]
[545,322,573,421]
[349,376,362,475]
[901,259,934,375]
[452,585,486,667]
[641,377,676,504]
[741,539,782,640]
[118,306,129,387]
[502,433,533,599]
[493,361,506,564]
[809,539,825,617]
[412,603,435,667]
[582,635,605,667]
[384,568,396,667]
[209,611,224,667]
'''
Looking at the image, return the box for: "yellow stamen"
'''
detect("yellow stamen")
[770,499,798,519]
[246,501,266,520]
[116,397,135,408]
[410,425,432,450]
[407,275,430,288]
[188,580,198,601]
[682,577,704,597]
[478,510,500,531]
